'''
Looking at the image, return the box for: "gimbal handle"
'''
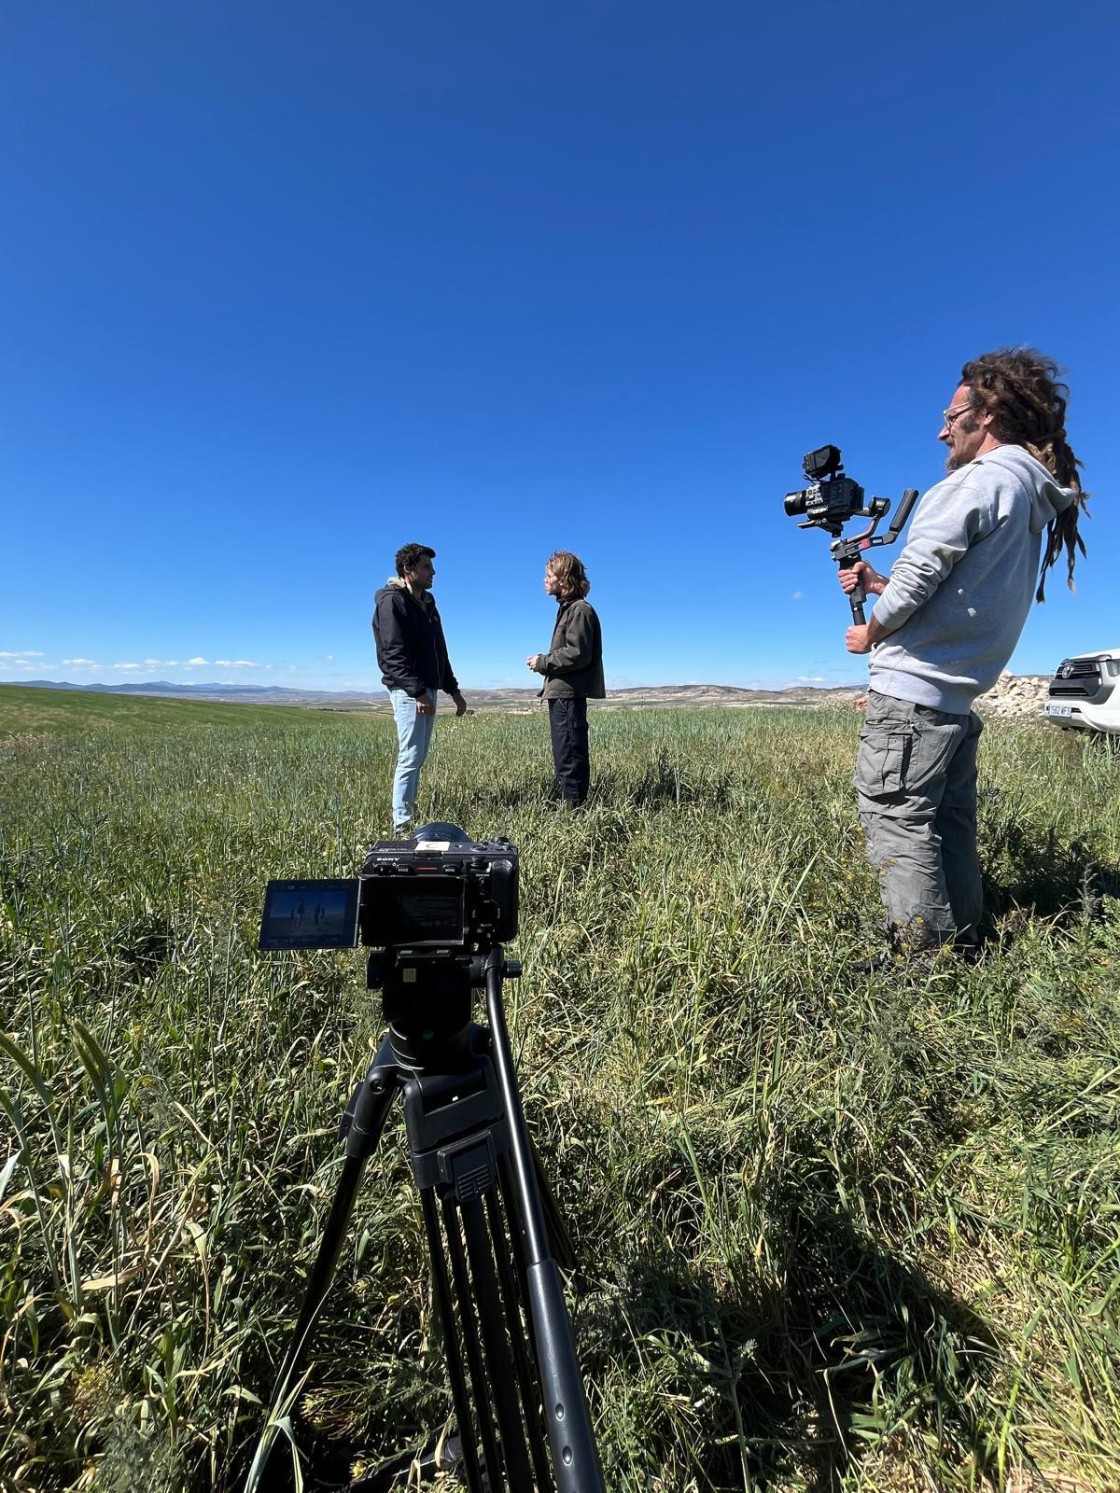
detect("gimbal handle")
[832,486,919,629]
[838,551,867,626]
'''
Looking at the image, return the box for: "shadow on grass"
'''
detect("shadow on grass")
[587,1209,1000,1491]
[983,818,1120,930]
[592,751,739,812]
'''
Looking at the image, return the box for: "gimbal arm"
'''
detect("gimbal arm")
[831,486,919,628]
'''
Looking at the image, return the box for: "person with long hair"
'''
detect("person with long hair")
[840,348,1087,963]
[526,551,605,811]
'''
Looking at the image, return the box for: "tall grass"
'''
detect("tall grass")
[1,685,1118,1490]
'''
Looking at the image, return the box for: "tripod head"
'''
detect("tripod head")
[367,943,522,1068]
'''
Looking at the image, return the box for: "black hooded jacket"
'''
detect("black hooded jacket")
[373,580,459,698]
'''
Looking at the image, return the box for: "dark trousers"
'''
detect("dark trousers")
[548,696,590,807]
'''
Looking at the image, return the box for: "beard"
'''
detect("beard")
[944,415,984,472]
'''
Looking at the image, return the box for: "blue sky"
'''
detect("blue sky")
[2,1,1116,693]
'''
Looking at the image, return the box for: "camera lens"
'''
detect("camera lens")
[784,490,809,517]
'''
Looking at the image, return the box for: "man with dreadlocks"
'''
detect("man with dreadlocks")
[839,348,1086,963]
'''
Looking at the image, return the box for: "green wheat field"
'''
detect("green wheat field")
[2,683,1118,1492]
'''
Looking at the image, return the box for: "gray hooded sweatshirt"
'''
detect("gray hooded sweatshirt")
[868,445,1076,715]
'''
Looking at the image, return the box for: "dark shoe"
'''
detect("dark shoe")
[847,951,893,975]
[848,944,954,976]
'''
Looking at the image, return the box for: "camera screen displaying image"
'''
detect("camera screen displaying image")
[259,879,361,951]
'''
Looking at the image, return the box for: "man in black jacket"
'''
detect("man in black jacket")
[526,551,605,810]
[373,543,467,833]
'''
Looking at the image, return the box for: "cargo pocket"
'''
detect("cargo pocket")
[856,725,914,799]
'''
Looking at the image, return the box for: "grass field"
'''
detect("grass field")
[2,683,1119,1492]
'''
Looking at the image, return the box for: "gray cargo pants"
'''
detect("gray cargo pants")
[855,691,984,950]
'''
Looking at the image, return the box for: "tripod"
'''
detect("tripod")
[245,946,604,1493]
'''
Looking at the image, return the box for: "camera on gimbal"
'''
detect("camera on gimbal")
[259,823,519,1062]
[783,445,919,625]
[783,444,888,537]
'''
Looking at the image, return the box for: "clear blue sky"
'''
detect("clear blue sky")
[2,1,1116,692]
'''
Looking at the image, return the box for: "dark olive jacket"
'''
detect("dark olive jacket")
[535,598,605,700]
[373,580,459,698]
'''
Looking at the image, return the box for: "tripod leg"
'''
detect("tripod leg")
[460,1195,537,1491]
[421,1189,486,1493]
[484,957,605,1493]
[244,1056,398,1493]
[442,1196,506,1491]
[322,1135,496,1493]
[486,1186,553,1489]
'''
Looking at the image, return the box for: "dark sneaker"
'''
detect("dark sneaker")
[847,951,893,975]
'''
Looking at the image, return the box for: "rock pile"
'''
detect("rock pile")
[974,671,1050,718]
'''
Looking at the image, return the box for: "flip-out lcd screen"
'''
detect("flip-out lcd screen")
[259,879,361,951]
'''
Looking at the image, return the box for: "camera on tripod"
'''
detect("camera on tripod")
[250,823,605,1493]
[259,823,518,954]
[259,823,519,1063]
[784,444,888,537]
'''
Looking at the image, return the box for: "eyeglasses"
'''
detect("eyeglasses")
[942,403,974,429]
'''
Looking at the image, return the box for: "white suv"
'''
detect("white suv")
[1045,649,1120,734]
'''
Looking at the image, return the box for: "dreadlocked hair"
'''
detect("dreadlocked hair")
[961,348,1088,601]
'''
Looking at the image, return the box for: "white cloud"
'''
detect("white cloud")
[11,651,277,678]
[792,590,803,601]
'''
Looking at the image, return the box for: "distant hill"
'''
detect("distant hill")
[5,679,864,709]
[12,679,377,706]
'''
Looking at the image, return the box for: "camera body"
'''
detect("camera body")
[782,443,920,626]
[783,444,887,537]
[259,824,518,954]
[359,827,518,951]
[259,825,520,1061]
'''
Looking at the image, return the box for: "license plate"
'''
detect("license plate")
[1047,703,1073,718]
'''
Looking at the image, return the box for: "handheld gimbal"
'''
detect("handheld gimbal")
[784,444,919,623]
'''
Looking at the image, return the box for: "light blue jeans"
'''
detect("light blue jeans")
[390,689,435,830]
